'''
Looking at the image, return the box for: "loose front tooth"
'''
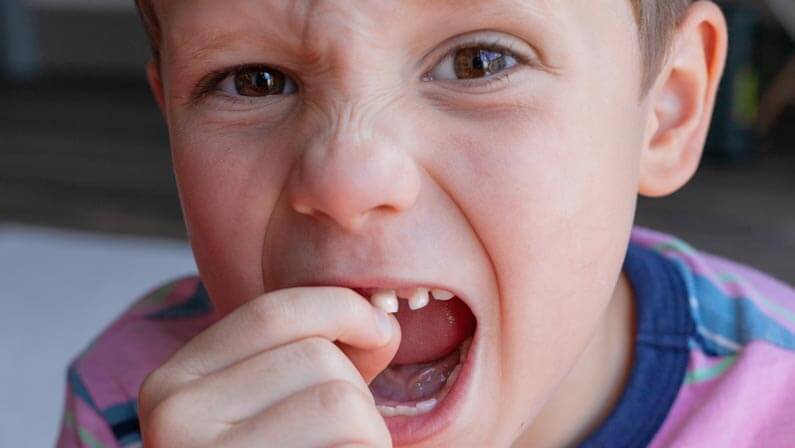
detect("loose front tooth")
[431,288,455,301]
[370,289,398,314]
[408,287,430,310]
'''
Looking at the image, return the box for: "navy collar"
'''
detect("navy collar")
[578,242,694,447]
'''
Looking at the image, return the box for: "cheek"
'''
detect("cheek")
[431,88,642,409]
[440,95,640,291]
[169,118,294,313]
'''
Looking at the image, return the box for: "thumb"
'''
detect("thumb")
[338,314,401,384]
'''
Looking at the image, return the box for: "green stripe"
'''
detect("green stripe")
[64,409,108,448]
[78,428,108,448]
[684,355,738,384]
[64,409,76,429]
[652,240,696,255]
[134,282,177,309]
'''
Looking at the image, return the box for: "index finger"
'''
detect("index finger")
[165,287,395,378]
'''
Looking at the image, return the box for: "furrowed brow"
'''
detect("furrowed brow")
[170,0,555,68]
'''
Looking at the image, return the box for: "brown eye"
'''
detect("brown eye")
[218,66,298,97]
[426,43,519,82]
[453,48,510,79]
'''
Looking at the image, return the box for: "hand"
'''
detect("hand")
[138,287,402,447]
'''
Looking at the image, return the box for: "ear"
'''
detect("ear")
[638,1,728,197]
[146,59,167,118]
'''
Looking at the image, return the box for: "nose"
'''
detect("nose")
[288,113,421,233]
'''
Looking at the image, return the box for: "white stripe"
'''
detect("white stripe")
[698,325,742,352]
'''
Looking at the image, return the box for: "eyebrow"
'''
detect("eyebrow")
[173,0,555,68]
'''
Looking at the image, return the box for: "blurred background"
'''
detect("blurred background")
[0,0,793,446]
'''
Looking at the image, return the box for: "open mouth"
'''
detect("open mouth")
[353,286,477,425]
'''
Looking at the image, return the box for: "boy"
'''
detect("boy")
[57,0,795,446]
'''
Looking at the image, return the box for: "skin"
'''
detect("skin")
[138,0,728,446]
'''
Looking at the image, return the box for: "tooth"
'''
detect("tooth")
[416,398,437,413]
[459,337,473,363]
[447,364,462,385]
[396,405,418,417]
[377,405,396,417]
[370,289,398,314]
[408,287,430,310]
[431,288,455,301]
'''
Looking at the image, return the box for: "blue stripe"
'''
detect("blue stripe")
[67,365,101,413]
[102,400,139,425]
[146,281,213,320]
[118,432,142,446]
[691,273,795,352]
[102,400,141,446]
[114,421,141,446]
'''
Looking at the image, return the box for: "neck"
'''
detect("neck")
[513,272,637,448]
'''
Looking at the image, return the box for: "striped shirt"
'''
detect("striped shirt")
[56,227,795,447]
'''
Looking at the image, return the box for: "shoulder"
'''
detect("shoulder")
[63,275,217,445]
[630,226,795,356]
[631,227,795,447]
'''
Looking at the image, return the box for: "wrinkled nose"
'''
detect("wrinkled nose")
[288,124,420,233]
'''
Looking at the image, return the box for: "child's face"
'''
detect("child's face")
[154,0,648,444]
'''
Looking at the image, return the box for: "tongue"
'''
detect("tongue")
[392,297,475,365]
[370,346,460,402]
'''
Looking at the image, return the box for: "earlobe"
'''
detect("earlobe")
[638,1,728,197]
[146,59,167,119]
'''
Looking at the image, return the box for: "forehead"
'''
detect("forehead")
[156,0,564,51]
[156,0,556,25]
[153,0,638,87]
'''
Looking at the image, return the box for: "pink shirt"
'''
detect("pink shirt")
[56,227,795,447]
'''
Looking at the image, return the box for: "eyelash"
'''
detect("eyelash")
[193,63,274,104]
[426,36,533,89]
[191,36,533,103]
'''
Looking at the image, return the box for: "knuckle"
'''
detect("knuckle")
[249,294,291,334]
[140,384,214,447]
[141,387,213,447]
[297,337,345,370]
[311,380,389,447]
[138,367,169,418]
[338,290,363,316]
[144,388,193,435]
[138,370,159,402]
[298,336,334,358]
[315,379,371,419]
[138,365,195,416]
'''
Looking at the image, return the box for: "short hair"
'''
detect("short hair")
[631,0,694,91]
[134,0,693,93]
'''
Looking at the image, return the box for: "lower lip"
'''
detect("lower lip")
[381,329,479,445]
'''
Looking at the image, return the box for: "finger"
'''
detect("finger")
[178,337,374,426]
[215,380,392,448]
[169,287,395,379]
[339,314,401,384]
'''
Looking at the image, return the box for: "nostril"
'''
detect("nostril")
[292,204,368,232]
[294,203,314,215]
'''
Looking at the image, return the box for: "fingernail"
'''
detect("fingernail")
[374,308,393,340]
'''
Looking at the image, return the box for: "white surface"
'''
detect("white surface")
[0,223,196,448]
